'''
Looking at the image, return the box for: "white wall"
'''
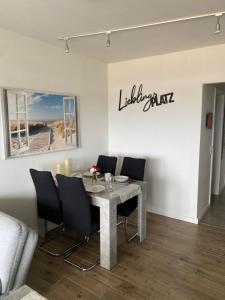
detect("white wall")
[0,29,108,229]
[108,43,225,223]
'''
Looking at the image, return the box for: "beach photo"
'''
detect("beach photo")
[3,89,78,158]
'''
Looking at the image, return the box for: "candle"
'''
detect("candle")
[56,164,61,174]
[64,159,69,176]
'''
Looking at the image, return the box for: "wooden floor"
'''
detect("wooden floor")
[201,189,225,229]
[27,213,225,300]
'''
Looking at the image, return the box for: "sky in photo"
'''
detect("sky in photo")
[7,91,76,121]
[28,93,64,120]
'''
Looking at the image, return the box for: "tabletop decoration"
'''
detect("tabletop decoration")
[89,165,100,183]
[85,184,105,193]
[105,172,113,191]
[56,163,62,174]
[64,159,70,176]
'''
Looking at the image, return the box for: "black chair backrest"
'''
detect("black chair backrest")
[56,175,92,237]
[29,168,62,225]
[97,155,117,175]
[121,157,146,181]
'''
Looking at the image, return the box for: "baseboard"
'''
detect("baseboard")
[148,206,198,224]
[197,203,210,223]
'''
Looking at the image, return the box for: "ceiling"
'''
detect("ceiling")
[0,0,225,62]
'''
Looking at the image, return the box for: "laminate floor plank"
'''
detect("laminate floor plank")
[201,190,225,228]
[27,213,225,300]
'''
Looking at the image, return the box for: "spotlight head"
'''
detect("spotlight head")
[215,13,222,34]
[64,38,70,53]
[106,31,111,47]
[215,22,221,34]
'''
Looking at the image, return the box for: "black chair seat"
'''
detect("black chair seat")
[97,155,117,175]
[90,205,100,234]
[56,175,100,271]
[117,157,146,242]
[117,196,137,217]
[30,168,62,225]
[117,157,146,218]
[120,157,146,181]
[29,168,70,257]
[56,175,100,238]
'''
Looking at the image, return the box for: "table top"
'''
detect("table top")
[72,173,146,206]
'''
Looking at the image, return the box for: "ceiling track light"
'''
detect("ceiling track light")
[215,13,222,34]
[106,31,111,47]
[64,38,70,53]
[57,10,225,53]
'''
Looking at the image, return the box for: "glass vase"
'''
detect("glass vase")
[92,173,97,183]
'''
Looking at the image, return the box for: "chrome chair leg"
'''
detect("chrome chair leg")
[39,241,81,257]
[117,220,124,226]
[64,237,99,272]
[126,220,137,227]
[39,221,79,257]
[120,217,138,242]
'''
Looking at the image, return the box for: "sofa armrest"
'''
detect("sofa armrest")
[0,212,28,296]
[13,229,38,290]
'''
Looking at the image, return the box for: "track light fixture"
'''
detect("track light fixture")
[64,38,70,53]
[57,11,225,53]
[106,31,111,47]
[215,13,222,34]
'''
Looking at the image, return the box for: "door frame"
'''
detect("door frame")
[208,87,217,206]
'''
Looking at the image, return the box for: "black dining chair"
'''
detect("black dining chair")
[56,174,100,271]
[29,169,74,256]
[97,155,117,175]
[117,157,146,242]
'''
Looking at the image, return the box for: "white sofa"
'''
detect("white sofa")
[0,211,38,298]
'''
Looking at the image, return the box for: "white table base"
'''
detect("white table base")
[100,198,117,269]
[138,185,147,241]
[92,181,147,270]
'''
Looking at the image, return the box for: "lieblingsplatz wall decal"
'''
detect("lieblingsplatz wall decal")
[118,84,175,112]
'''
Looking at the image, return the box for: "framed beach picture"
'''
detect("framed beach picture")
[0,88,79,158]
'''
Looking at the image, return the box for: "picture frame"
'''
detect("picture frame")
[0,87,79,159]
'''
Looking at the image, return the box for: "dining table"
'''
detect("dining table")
[72,172,147,270]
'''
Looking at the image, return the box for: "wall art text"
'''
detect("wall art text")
[118,84,175,112]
